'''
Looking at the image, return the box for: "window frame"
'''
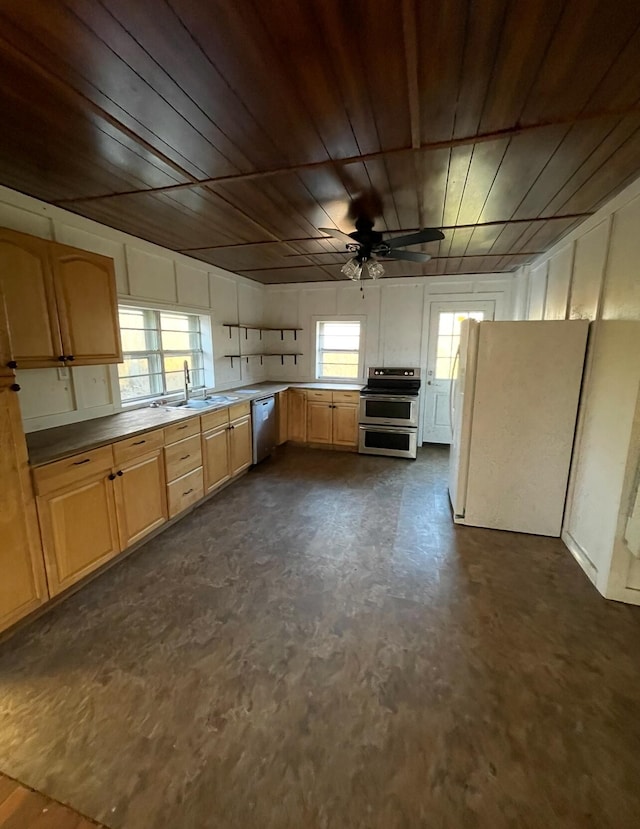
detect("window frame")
[117,304,206,404]
[314,317,365,382]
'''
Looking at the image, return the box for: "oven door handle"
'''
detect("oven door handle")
[361,394,418,403]
[359,424,417,433]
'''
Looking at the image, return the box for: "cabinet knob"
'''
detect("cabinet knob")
[66,355,75,362]
[116,470,123,476]
[6,360,17,369]
[58,355,66,362]
[9,383,20,392]
[108,473,116,481]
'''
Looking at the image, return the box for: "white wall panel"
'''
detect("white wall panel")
[126,246,177,303]
[569,220,608,320]
[527,263,547,319]
[601,195,640,320]
[380,284,424,367]
[176,262,210,308]
[0,201,52,238]
[16,368,74,420]
[544,244,573,320]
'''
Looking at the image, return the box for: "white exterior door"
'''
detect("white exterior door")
[422,301,495,444]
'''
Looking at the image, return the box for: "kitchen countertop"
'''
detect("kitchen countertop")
[26,381,363,467]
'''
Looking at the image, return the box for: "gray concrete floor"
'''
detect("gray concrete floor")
[1,445,639,828]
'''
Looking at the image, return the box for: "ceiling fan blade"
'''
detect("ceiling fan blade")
[385,249,431,263]
[318,227,356,246]
[386,228,444,249]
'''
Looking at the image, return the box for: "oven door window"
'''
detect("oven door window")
[364,399,413,421]
[364,429,412,452]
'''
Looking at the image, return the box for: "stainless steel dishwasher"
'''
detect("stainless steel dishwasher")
[251,394,277,464]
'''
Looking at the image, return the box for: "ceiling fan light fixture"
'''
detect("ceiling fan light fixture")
[366,260,385,280]
[341,257,362,280]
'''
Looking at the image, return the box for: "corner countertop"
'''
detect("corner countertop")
[26,381,363,467]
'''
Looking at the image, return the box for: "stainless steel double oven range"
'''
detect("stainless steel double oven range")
[358,367,421,459]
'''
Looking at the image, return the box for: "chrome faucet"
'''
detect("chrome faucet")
[183,360,190,403]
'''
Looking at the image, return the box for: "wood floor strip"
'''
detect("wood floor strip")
[0,774,105,829]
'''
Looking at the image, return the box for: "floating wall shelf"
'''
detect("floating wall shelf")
[225,353,302,366]
[223,323,303,341]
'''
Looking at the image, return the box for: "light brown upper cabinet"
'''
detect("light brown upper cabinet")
[0,227,122,369]
[0,228,63,368]
[50,244,122,365]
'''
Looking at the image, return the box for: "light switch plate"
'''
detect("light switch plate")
[57,366,69,380]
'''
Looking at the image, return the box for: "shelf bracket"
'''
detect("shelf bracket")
[294,330,297,341]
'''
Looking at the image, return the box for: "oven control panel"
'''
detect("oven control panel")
[368,367,420,378]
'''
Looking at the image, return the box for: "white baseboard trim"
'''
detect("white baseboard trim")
[562,530,598,586]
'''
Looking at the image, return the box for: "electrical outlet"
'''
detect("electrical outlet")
[57,366,69,380]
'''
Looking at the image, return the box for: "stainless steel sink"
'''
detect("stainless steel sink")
[166,397,225,410]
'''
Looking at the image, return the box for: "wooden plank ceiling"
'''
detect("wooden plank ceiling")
[0,0,639,284]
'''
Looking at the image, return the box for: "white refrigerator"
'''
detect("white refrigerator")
[448,320,589,537]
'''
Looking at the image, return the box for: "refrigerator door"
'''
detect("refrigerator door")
[448,319,479,517]
[463,320,589,536]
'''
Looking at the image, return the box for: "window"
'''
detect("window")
[435,310,486,380]
[316,320,362,379]
[118,306,205,403]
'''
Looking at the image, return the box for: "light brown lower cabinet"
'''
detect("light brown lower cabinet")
[36,465,121,597]
[113,449,167,549]
[332,402,359,446]
[229,414,252,476]
[288,389,307,442]
[35,442,168,597]
[0,383,49,634]
[202,423,231,493]
[291,390,359,447]
[167,467,204,518]
[307,400,333,444]
[276,390,288,445]
[164,422,204,519]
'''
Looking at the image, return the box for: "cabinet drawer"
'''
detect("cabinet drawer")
[113,428,164,465]
[165,434,202,482]
[33,445,114,496]
[228,401,250,421]
[333,391,360,404]
[167,466,204,518]
[306,389,332,402]
[200,407,229,433]
[164,416,200,445]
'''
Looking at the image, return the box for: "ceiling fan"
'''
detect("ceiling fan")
[318,217,445,281]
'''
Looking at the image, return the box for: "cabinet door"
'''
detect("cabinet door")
[333,403,359,446]
[0,228,62,368]
[229,415,252,476]
[37,472,120,596]
[50,243,122,365]
[202,425,231,493]
[113,450,167,549]
[0,384,48,634]
[277,390,288,445]
[307,401,333,444]
[287,389,307,442]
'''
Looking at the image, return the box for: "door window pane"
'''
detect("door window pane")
[435,311,485,379]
